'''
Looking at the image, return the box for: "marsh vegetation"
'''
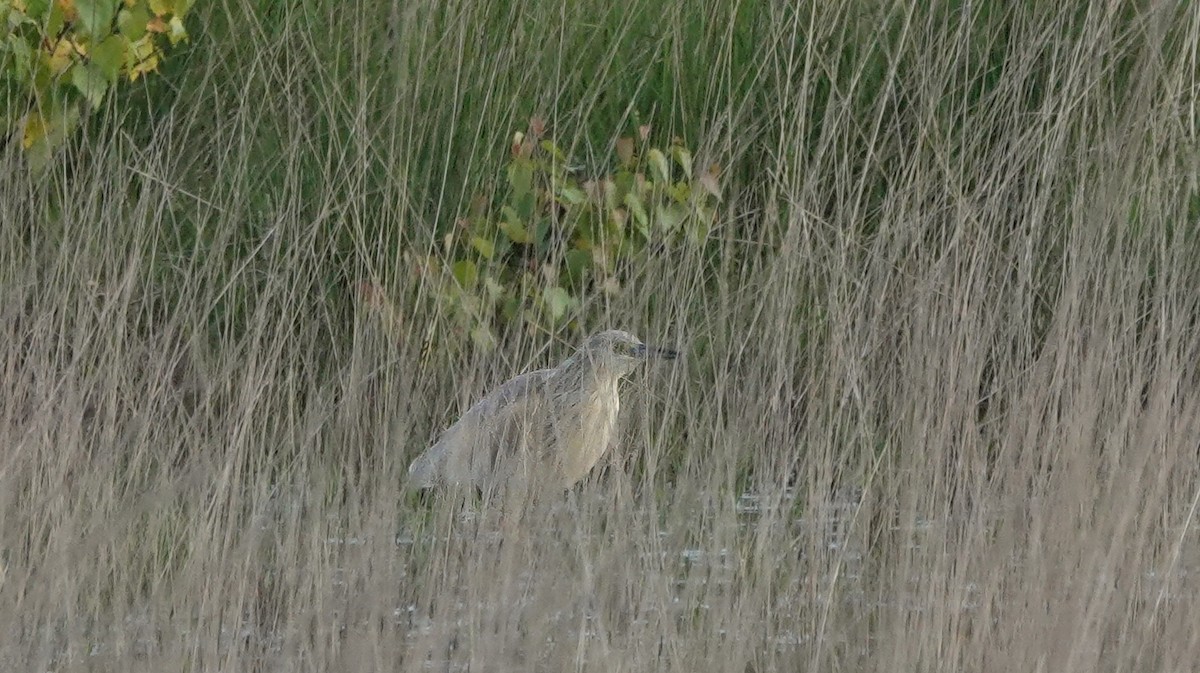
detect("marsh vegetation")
[2,1,1199,671]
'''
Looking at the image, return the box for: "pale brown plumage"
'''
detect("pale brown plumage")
[407,330,676,492]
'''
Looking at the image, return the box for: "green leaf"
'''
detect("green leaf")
[483,276,504,299]
[22,0,51,21]
[655,203,687,233]
[668,181,691,203]
[117,4,150,41]
[74,0,118,41]
[22,100,80,171]
[152,0,194,16]
[512,191,536,222]
[6,34,34,79]
[0,75,21,131]
[542,286,573,321]
[557,184,586,206]
[565,248,591,280]
[539,139,566,162]
[623,192,649,234]
[686,214,712,245]
[69,62,108,107]
[499,219,531,244]
[470,326,496,351]
[44,0,64,36]
[501,296,520,321]
[671,144,693,179]
[612,171,635,202]
[469,235,495,260]
[534,218,551,247]
[452,259,478,288]
[647,148,670,183]
[506,157,533,198]
[150,0,197,17]
[491,235,512,258]
[89,35,126,82]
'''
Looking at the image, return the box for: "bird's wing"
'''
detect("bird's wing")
[407,368,554,488]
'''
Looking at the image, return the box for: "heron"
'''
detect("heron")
[407,330,677,494]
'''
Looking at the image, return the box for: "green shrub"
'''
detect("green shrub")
[1,0,191,168]
[401,117,721,348]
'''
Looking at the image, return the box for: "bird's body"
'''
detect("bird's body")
[408,330,675,492]
[560,376,620,485]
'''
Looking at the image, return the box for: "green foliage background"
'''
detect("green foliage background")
[2,2,1200,667]
[2,0,1198,401]
[2,0,192,167]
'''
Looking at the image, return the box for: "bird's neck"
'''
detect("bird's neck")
[556,358,619,393]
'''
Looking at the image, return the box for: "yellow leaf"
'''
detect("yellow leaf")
[128,53,158,79]
[126,35,159,80]
[21,113,47,150]
[57,0,77,22]
[45,38,77,75]
[167,15,187,44]
[20,103,81,166]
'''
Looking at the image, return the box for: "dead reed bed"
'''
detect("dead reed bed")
[1,1,1198,671]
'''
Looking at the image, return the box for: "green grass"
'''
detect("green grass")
[2,0,1199,671]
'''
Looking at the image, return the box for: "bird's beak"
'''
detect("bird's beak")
[636,344,678,360]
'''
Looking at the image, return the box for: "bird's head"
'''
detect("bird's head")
[574,329,678,377]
